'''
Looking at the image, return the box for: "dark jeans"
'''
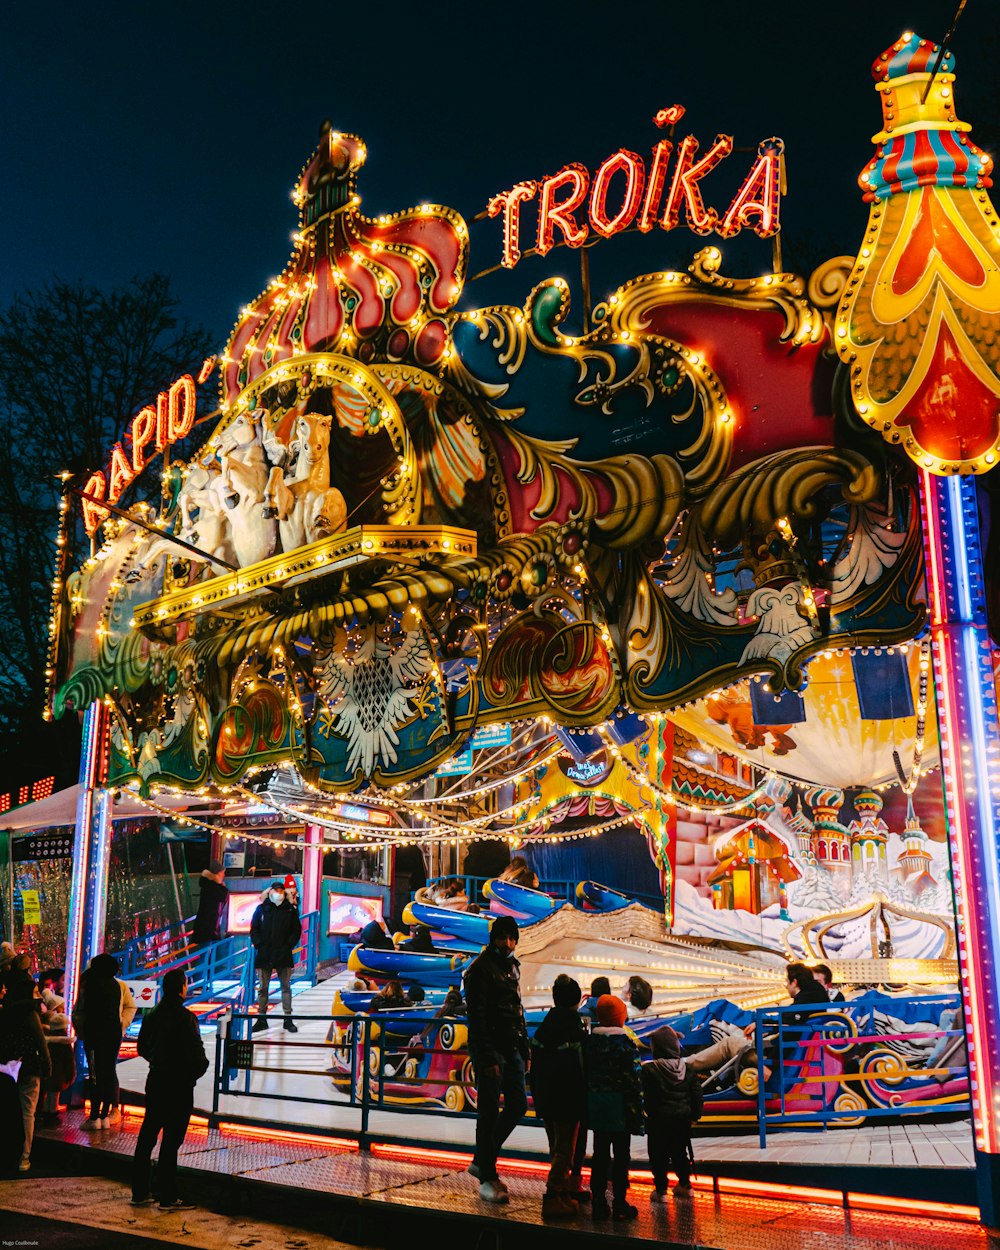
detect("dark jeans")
[571,1111,588,1184]
[590,1129,630,1204]
[90,1036,121,1119]
[473,1051,528,1182]
[543,1119,579,1195]
[132,1085,194,1203]
[257,965,293,1017]
[648,1118,692,1188]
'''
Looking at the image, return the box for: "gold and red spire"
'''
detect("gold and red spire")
[836,32,1000,474]
[221,123,468,408]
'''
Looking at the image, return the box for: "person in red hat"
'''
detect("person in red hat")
[584,994,643,1222]
[283,875,299,910]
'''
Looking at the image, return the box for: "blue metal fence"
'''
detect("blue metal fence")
[211,994,971,1149]
[754,996,970,1147]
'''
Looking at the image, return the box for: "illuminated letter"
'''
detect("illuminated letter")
[661,134,733,234]
[589,150,645,238]
[81,471,108,535]
[197,356,216,384]
[107,443,136,506]
[130,405,157,473]
[719,138,783,238]
[638,140,672,232]
[168,374,197,441]
[155,391,168,451]
[488,181,538,268]
[536,164,589,256]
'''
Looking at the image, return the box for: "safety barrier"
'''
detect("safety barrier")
[115,915,197,978]
[754,995,970,1147]
[213,1007,483,1144]
[212,993,970,1149]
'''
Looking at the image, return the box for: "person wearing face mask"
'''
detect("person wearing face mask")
[463,915,530,1205]
[250,882,302,1033]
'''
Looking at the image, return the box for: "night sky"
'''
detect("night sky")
[5,1,998,347]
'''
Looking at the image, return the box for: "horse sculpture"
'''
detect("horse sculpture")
[217,409,278,567]
[263,412,347,552]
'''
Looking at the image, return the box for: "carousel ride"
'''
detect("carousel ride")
[47,31,998,1130]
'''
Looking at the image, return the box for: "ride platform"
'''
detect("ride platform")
[27,1108,988,1250]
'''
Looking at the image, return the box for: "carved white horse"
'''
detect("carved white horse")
[217,409,278,567]
[263,412,347,552]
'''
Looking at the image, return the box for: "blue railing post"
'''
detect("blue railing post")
[756,1008,767,1149]
[360,1016,372,1151]
[212,1009,229,1126]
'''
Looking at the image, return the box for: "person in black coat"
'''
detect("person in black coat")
[813,963,846,1003]
[130,969,209,1210]
[463,915,529,1205]
[250,882,302,1033]
[192,861,229,945]
[0,968,51,1172]
[642,1026,703,1198]
[530,974,588,1219]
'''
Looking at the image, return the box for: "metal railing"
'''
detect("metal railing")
[213,1008,483,1145]
[210,993,971,1149]
[754,996,970,1146]
[115,915,197,977]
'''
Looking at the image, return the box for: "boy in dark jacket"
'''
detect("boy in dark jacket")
[642,1025,703,1199]
[131,969,209,1210]
[585,994,643,1222]
[530,974,588,1219]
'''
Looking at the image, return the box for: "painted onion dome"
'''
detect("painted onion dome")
[861,32,993,203]
[221,123,469,407]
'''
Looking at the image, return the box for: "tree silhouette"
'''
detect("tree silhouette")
[0,275,215,789]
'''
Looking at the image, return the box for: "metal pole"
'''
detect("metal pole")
[919,470,1000,1224]
[360,1017,372,1151]
[165,841,185,925]
[65,701,110,1025]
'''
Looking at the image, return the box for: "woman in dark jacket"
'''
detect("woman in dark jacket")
[0,971,51,1172]
[79,953,126,1128]
[642,1026,703,1197]
[530,975,588,1219]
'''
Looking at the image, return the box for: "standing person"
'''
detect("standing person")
[192,860,229,945]
[580,976,611,1023]
[530,974,588,1219]
[585,994,643,1222]
[79,954,134,1128]
[130,969,209,1210]
[785,962,830,1015]
[250,881,301,1033]
[0,968,50,1172]
[642,1025,703,1201]
[624,975,654,1019]
[813,963,845,1003]
[463,915,529,1205]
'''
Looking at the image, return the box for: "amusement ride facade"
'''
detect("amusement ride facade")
[14,30,1000,1219]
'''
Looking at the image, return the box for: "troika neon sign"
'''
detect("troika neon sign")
[488,106,783,268]
[81,357,215,535]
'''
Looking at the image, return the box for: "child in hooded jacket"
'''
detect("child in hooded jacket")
[584,994,643,1222]
[642,1025,703,1199]
[530,974,588,1219]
